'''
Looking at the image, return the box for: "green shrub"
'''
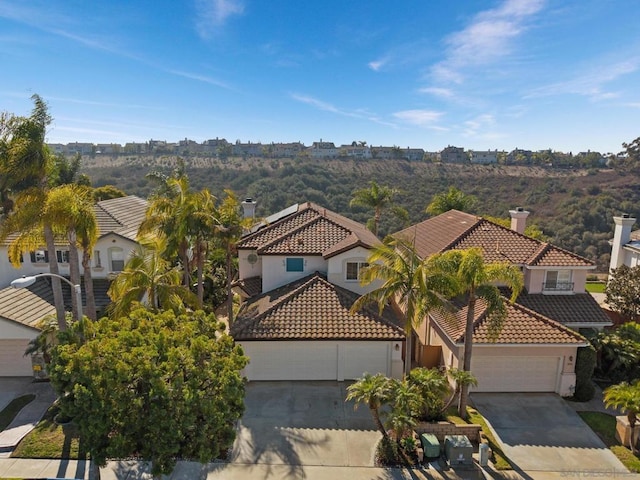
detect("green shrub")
[574,345,597,401]
[376,436,401,466]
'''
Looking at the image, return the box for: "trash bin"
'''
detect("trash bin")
[479,442,490,467]
[419,433,440,458]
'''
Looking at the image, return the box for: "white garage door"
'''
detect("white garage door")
[471,356,560,393]
[241,341,391,381]
[0,339,33,377]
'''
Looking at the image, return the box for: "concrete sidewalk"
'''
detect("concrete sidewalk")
[0,458,518,480]
[0,380,56,450]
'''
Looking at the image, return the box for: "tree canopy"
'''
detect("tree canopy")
[606,265,640,321]
[425,186,476,216]
[49,308,248,478]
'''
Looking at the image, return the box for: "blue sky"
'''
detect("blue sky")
[1,0,639,153]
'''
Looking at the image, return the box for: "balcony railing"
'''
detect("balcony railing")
[542,282,574,292]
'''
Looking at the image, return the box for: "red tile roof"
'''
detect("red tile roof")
[432,296,586,345]
[238,202,379,258]
[394,210,593,268]
[513,291,611,326]
[230,273,405,341]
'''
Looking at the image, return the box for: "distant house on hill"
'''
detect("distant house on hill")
[439,146,467,163]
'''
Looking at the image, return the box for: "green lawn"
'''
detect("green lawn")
[578,411,640,473]
[11,403,87,460]
[585,282,606,293]
[0,395,35,431]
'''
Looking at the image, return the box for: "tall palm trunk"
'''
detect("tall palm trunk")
[458,291,476,419]
[195,240,206,309]
[370,405,389,440]
[226,244,233,323]
[44,224,66,330]
[67,229,82,320]
[82,246,97,320]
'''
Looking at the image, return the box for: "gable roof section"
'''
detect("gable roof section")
[394,209,592,268]
[238,202,379,258]
[230,272,404,341]
[95,195,147,242]
[431,296,586,346]
[0,277,113,330]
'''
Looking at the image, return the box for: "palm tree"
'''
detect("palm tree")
[385,378,423,441]
[139,176,194,287]
[107,234,196,318]
[408,367,451,420]
[189,188,220,309]
[351,237,457,376]
[215,190,252,322]
[604,380,640,452]
[0,95,66,327]
[346,373,392,440]
[441,368,478,414]
[427,247,523,418]
[425,187,476,216]
[350,181,407,237]
[45,185,99,320]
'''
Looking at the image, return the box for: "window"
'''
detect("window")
[30,249,48,264]
[346,261,368,281]
[544,270,572,291]
[109,247,125,272]
[285,258,304,272]
[56,250,70,264]
[94,250,102,268]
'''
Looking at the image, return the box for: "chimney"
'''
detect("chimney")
[241,198,257,218]
[609,214,636,272]
[509,207,529,235]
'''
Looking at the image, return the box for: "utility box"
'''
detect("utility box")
[444,435,473,466]
[479,442,490,467]
[419,433,440,458]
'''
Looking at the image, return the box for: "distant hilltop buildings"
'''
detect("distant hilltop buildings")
[47,138,617,168]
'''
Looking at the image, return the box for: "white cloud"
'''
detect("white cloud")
[418,87,454,98]
[393,109,444,127]
[368,58,387,71]
[290,93,397,127]
[195,0,244,38]
[167,69,232,89]
[527,57,640,101]
[431,0,545,83]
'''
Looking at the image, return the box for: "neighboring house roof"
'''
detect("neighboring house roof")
[512,290,611,327]
[1,195,147,246]
[94,195,148,242]
[232,276,263,298]
[238,202,379,258]
[394,210,592,268]
[230,272,404,341]
[431,296,586,345]
[0,277,112,330]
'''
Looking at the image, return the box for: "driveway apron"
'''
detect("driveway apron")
[230,381,381,469]
[471,393,628,475]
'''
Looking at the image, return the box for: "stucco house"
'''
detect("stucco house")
[230,202,405,381]
[394,208,610,396]
[0,195,147,376]
[609,213,639,271]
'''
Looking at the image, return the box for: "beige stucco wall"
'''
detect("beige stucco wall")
[327,246,381,296]
[238,249,263,280]
[0,318,39,340]
[261,255,327,293]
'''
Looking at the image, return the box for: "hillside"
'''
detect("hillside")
[81,155,640,272]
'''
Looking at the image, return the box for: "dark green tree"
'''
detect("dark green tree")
[606,265,640,321]
[49,308,248,479]
[425,186,476,216]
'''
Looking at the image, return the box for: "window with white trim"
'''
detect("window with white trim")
[109,247,125,272]
[30,249,49,264]
[94,250,102,268]
[56,250,70,264]
[346,261,369,281]
[544,270,572,291]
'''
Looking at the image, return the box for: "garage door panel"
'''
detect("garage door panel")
[471,356,559,393]
[241,341,391,381]
[343,343,389,379]
[0,339,33,376]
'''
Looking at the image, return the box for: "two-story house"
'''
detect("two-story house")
[230,202,404,381]
[393,208,610,396]
[0,195,147,376]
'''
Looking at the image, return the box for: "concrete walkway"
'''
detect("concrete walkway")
[0,380,56,451]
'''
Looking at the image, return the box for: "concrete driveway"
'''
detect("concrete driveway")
[472,393,628,475]
[0,377,34,412]
[230,381,381,471]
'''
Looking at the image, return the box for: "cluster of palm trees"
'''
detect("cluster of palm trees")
[110,170,248,320]
[350,237,523,420]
